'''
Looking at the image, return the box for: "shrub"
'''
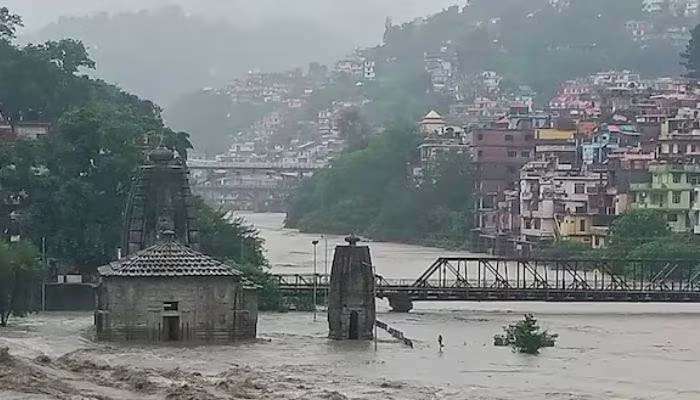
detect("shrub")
[494,314,558,354]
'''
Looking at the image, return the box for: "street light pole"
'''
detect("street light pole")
[312,240,319,322]
[323,235,329,276]
[372,262,377,351]
[323,235,329,306]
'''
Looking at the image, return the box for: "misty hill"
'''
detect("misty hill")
[27,6,350,104]
[375,0,692,98]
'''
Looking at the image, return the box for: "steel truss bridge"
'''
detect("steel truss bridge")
[273,257,700,312]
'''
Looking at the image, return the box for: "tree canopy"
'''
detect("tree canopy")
[0,7,22,40]
[0,241,42,326]
[286,122,474,247]
[682,24,700,80]
[0,9,265,279]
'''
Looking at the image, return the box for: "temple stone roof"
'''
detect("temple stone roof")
[99,241,241,278]
[422,110,444,121]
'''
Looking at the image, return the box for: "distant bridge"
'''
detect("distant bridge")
[188,159,325,211]
[274,257,700,311]
[187,159,326,172]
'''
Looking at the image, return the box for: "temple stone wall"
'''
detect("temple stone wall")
[95,276,256,342]
[327,244,375,340]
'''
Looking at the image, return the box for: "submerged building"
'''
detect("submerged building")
[328,236,376,340]
[95,237,257,342]
[95,146,258,342]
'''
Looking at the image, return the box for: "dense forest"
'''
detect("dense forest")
[286,123,475,248]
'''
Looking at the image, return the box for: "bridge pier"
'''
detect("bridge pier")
[388,294,413,313]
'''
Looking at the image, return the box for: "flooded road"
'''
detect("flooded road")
[1,213,700,399]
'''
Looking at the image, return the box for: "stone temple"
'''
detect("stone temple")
[327,236,376,340]
[94,147,258,342]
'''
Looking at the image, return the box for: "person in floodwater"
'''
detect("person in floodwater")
[438,335,445,352]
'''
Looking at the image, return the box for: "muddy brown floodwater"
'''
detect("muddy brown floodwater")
[1,212,700,400]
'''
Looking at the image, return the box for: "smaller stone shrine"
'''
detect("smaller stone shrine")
[328,235,375,340]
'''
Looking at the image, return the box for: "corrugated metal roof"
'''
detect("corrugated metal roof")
[99,241,242,278]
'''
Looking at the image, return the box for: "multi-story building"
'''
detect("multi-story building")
[630,163,700,234]
[519,160,614,246]
[534,128,578,166]
[470,126,535,240]
[657,117,700,163]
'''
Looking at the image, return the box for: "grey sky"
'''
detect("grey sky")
[5,0,463,45]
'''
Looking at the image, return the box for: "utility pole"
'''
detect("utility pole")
[373,261,377,351]
[41,237,46,312]
[323,235,329,306]
[312,240,319,322]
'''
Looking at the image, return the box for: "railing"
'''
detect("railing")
[273,257,700,303]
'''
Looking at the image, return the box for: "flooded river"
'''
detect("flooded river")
[240,213,700,400]
[2,213,700,400]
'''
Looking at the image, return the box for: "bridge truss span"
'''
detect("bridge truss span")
[274,257,700,311]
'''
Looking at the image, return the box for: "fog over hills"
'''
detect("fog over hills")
[6,0,463,104]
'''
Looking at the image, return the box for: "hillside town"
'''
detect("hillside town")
[417,70,700,255]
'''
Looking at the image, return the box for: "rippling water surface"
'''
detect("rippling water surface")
[2,213,699,399]
[238,212,700,400]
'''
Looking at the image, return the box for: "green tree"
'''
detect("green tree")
[24,39,96,74]
[0,241,42,327]
[194,198,266,268]
[337,108,371,152]
[682,24,700,80]
[536,239,595,259]
[287,123,475,247]
[494,314,558,355]
[607,209,671,258]
[0,11,270,286]
[0,7,22,40]
[194,198,281,309]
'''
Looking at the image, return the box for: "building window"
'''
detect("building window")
[477,134,484,141]
[505,134,513,142]
[579,220,586,232]
[668,213,678,222]
[477,150,483,158]
[163,301,179,311]
[673,191,682,204]
[534,218,541,229]
[574,183,585,194]
[587,186,598,194]
[507,151,517,158]
[673,173,682,184]
[521,151,530,158]
[524,219,532,229]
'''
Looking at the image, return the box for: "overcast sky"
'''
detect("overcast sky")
[5,0,463,44]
